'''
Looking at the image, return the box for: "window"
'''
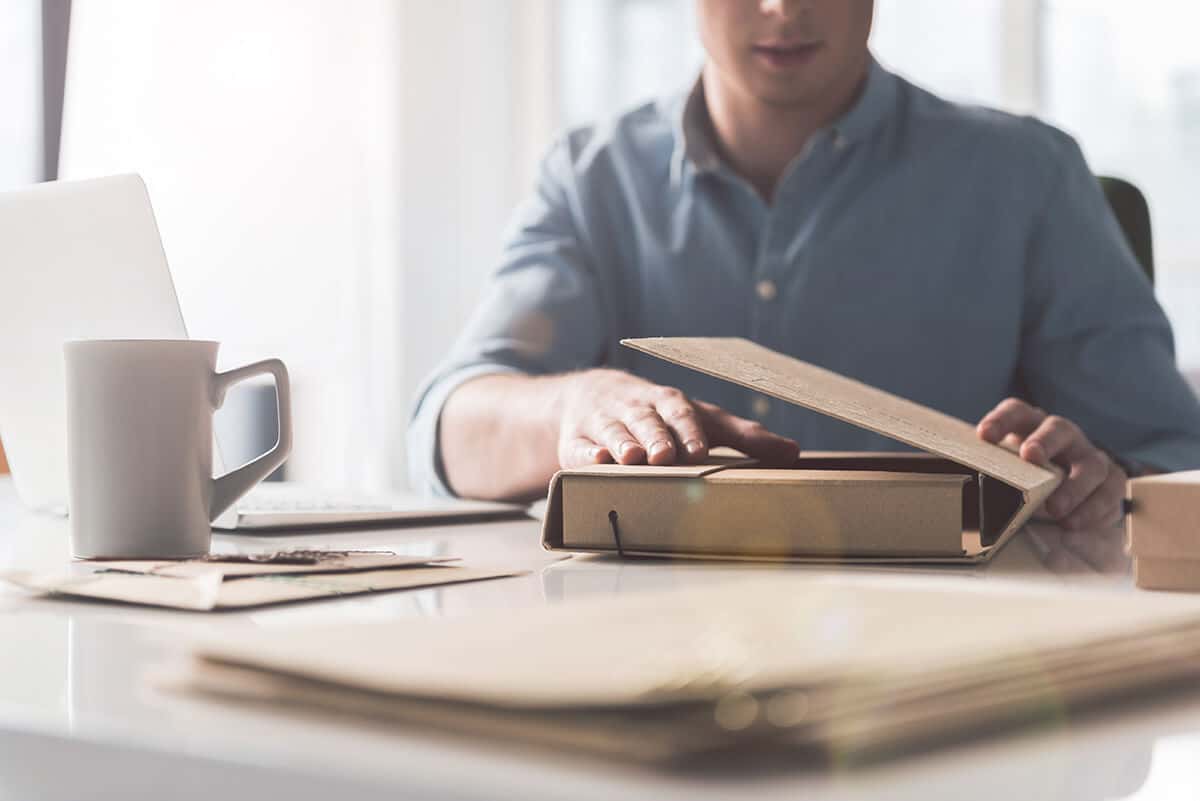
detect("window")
[1042,0,1200,362]
[0,0,42,189]
[556,0,703,127]
[871,0,1008,108]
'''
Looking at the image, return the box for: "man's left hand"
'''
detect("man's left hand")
[976,398,1127,530]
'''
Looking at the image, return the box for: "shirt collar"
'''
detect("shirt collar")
[669,79,721,186]
[670,55,897,179]
[831,56,896,146]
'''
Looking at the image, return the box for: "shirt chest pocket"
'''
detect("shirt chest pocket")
[784,230,1025,357]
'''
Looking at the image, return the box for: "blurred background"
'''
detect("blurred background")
[2,0,1198,491]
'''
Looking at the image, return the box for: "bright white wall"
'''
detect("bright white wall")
[60,0,554,490]
[0,0,43,189]
[393,0,555,484]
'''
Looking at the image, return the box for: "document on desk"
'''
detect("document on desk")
[162,576,1200,763]
[2,552,524,611]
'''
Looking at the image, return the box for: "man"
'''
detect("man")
[409,0,1200,530]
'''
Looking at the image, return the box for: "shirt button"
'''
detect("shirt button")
[833,132,848,150]
[751,396,771,419]
[756,280,778,302]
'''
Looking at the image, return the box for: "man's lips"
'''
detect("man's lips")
[751,41,824,69]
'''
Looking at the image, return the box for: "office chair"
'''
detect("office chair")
[1099,176,1154,284]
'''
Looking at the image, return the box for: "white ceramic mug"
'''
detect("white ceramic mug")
[64,340,292,559]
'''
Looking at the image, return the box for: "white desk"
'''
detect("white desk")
[1,476,1197,801]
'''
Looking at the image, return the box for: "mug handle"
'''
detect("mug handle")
[208,358,293,521]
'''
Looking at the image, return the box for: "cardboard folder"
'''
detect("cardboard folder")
[542,338,1061,564]
[167,576,1200,764]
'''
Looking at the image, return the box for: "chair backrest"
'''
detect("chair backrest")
[1099,176,1154,284]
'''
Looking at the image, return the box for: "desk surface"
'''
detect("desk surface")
[0,477,1196,801]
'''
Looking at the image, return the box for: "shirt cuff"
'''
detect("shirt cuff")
[406,364,526,497]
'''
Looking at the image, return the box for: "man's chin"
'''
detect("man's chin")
[741,62,865,112]
[746,81,832,110]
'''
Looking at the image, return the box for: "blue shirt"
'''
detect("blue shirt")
[408,59,1200,496]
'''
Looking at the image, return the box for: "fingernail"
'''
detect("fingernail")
[685,439,705,456]
[649,440,672,458]
[619,441,636,457]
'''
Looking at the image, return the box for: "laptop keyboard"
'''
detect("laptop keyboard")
[237,494,394,514]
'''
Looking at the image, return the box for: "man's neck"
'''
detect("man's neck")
[702,61,870,203]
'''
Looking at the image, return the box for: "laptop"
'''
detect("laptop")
[0,174,523,530]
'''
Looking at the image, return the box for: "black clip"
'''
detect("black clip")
[607,510,625,557]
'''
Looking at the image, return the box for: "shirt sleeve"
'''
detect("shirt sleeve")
[406,137,608,496]
[1018,135,1200,473]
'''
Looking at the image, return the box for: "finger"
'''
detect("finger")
[587,417,645,465]
[1042,450,1109,521]
[620,405,677,465]
[1019,415,1091,468]
[977,398,1046,444]
[1062,464,1127,531]
[991,432,1025,453]
[698,402,800,466]
[558,436,610,469]
[653,387,708,462]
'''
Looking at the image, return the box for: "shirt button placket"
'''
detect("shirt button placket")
[750,205,783,421]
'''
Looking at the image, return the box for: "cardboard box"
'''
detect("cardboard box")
[1127,471,1200,590]
[541,337,1061,564]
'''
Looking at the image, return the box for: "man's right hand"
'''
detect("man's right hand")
[556,368,800,468]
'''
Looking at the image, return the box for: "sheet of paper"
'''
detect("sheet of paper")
[211,566,519,609]
[89,552,457,580]
[2,564,523,611]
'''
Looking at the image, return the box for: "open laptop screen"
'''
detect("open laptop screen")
[0,175,193,512]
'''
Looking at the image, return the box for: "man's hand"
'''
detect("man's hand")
[557,369,800,469]
[976,398,1127,530]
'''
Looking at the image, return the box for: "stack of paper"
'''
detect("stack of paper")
[3,551,523,611]
[165,576,1200,761]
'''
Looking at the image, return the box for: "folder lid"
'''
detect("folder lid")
[621,337,1058,494]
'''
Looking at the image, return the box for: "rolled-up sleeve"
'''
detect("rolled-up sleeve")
[407,137,608,495]
[1018,136,1200,473]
